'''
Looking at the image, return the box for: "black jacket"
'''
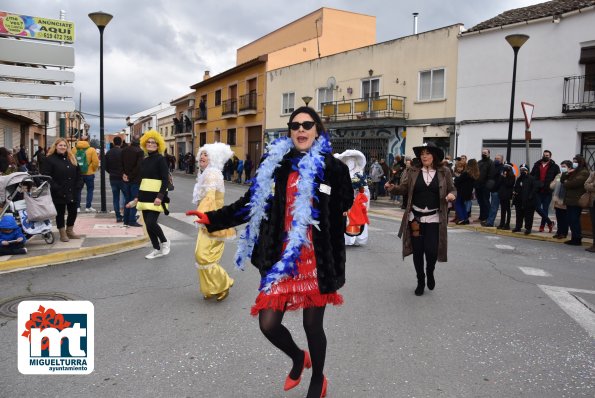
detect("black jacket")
[530,159,560,193]
[498,170,516,201]
[477,157,494,185]
[42,153,83,205]
[206,152,353,294]
[513,172,538,208]
[105,146,123,181]
[121,143,144,184]
[454,171,475,201]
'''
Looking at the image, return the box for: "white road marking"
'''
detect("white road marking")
[518,266,551,276]
[168,212,197,225]
[367,226,384,231]
[538,285,595,339]
[159,224,193,241]
[495,244,515,250]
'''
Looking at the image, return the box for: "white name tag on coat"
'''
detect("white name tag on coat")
[319,184,331,195]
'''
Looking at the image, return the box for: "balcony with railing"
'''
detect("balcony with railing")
[194,107,207,124]
[222,98,238,118]
[320,95,407,122]
[563,74,595,113]
[239,91,257,115]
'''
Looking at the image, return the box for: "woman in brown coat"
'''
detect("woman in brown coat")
[386,142,456,296]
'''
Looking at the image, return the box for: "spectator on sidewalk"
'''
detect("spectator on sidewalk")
[484,154,504,227]
[497,162,516,230]
[72,135,100,212]
[561,154,590,246]
[223,157,233,181]
[512,164,538,235]
[476,148,494,223]
[122,133,144,228]
[454,159,478,225]
[379,158,390,196]
[368,158,384,200]
[550,160,572,240]
[236,158,244,183]
[105,137,125,222]
[583,167,595,252]
[0,214,27,255]
[530,150,560,233]
[244,154,253,183]
[44,138,84,242]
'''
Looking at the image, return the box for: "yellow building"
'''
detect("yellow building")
[189,8,376,166]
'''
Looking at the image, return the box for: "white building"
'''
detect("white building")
[456,0,595,167]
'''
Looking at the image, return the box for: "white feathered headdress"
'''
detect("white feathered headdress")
[334,149,366,177]
[198,142,233,171]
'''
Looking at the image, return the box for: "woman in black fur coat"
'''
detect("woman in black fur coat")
[188,106,352,398]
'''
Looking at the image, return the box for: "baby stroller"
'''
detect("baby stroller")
[0,172,55,244]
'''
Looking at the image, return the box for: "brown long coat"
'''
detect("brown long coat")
[389,166,456,262]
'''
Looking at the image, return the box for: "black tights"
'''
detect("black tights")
[142,210,166,249]
[411,222,439,281]
[259,307,327,395]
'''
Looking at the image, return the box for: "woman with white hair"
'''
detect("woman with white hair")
[188,143,236,301]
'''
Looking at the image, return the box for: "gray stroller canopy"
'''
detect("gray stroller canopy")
[0,172,32,203]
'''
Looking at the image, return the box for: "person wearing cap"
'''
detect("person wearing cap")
[72,134,100,212]
[385,142,456,296]
[512,164,538,234]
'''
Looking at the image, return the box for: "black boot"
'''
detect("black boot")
[427,271,435,290]
[415,278,425,296]
[502,223,510,230]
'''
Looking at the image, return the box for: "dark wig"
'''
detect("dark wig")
[288,106,326,138]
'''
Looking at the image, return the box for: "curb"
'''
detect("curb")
[0,237,149,274]
[367,208,591,245]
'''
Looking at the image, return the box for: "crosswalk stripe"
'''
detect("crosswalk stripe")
[518,266,551,276]
[495,244,515,250]
[160,224,193,241]
[538,285,595,339]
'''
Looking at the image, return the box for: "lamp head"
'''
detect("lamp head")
[505,34,529,50]
[301,96,313,107]
[88,11,113,29]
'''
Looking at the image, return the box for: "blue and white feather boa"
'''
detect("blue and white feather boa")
[234,135,332,293]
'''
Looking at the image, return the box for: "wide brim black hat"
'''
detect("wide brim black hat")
[412,142,444,163]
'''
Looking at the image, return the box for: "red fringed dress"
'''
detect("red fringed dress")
[250,171,344,315]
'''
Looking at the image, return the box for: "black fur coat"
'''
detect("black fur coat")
[205,151,353,294]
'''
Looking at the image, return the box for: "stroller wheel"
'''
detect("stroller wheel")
[43,232,55,244]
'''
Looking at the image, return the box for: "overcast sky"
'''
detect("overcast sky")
[3,0,543,136]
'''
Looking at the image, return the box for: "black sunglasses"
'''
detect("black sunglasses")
[287,121,316,131]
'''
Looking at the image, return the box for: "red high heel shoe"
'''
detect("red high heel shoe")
[283,350,312,391]
[321,376,328,398]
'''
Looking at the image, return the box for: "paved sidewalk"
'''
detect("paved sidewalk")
[0,213,148,273]
[368,195,593,246]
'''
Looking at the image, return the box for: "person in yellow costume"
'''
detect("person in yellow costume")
[186,142,235,301]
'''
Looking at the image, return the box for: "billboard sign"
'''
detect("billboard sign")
[0,11,75,43]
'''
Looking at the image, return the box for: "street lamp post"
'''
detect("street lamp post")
[89,11,113,213]
[504,34,529,164]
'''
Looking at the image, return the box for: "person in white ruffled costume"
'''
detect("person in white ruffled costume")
[188,143,236,301]
[334,150,370,246]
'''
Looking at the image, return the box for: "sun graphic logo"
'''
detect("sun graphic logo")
[18,301,94,374]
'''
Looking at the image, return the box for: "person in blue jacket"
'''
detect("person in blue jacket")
[0,214,27,255]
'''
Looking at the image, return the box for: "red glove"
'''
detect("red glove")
[185,210,210,224]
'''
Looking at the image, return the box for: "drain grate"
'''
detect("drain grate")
[0,293,73,318]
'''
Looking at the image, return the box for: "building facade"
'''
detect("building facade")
[456,0,595,166]
[265,24,462,164]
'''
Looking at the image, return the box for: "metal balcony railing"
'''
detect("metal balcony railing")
[194,107,207,122]
[320,95,407,121]
[239,91,257,112]
[563,74,595,113]
[222,98,237,116]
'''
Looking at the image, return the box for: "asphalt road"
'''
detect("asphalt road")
[0,175,593,397]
